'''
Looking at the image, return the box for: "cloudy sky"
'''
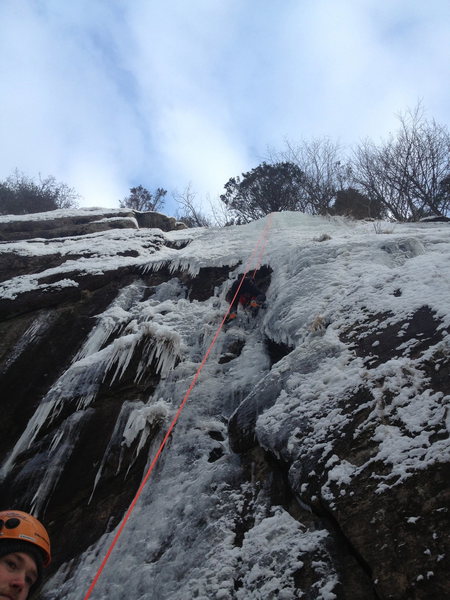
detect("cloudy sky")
[1,1,449,215]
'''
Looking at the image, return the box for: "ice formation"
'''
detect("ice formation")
[0,210,449,599]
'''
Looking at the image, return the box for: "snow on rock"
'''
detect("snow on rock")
[235,509,336,600]
[0,209,449,599]
[0,206,185,242]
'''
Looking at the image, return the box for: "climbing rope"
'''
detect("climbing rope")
[252,214,272,279]
[83,212,274,600]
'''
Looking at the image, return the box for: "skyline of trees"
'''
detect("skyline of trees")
[1,105,448,223]
[0,170,79,215]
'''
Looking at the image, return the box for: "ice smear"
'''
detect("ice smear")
[1,311,55,370]
[89,399,171,501]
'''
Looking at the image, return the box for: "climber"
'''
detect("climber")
[0,510,51,600]
[225,274,266,321]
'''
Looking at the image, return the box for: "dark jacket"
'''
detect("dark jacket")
[226,275,266,311]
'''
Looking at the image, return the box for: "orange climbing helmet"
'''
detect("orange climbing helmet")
[0,510,51,567]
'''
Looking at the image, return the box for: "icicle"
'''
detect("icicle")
[0,400,55,479]
[74,282,146,361]
[30,411,87,517]
[122,400,171,476]
[89,402,137,503]
[88,399,171,503]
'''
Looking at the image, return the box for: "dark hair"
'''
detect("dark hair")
[0,540,44,599]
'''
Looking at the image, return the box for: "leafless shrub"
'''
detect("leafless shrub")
[372,221,396,234]
[173,184,211,228]
[309,315,327,333]
[270,137,351,215]
[352,103,450,221]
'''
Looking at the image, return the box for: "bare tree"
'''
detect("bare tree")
[120,185,166,212]
[271,137,351,215]
[351,138,404,220]
[173,184,211,228]
[352,104,450,220]
[438,175,450,215]
[208,195,235,226]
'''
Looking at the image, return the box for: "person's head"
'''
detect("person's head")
[0,510,51,600]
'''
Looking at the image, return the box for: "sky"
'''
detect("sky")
[0,0,449,215]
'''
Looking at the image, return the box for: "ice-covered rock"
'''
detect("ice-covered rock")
[0,206,186,241]
[0,209,449,599]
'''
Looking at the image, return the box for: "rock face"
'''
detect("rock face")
[0,210,221,569]
[230,308,450,598]
[0,207,186,241]
[0,209,449,600]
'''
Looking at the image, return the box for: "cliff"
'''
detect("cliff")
[0,208,449,599]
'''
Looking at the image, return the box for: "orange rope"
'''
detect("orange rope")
[252,213,273,279]
[83,213,274,600]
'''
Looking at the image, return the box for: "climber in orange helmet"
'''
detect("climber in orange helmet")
[0,510,51,600]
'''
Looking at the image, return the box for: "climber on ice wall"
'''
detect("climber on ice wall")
[225,273,266,322]
[0,510,51,600]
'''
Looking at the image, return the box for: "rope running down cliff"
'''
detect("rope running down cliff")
[83,212,274,600]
